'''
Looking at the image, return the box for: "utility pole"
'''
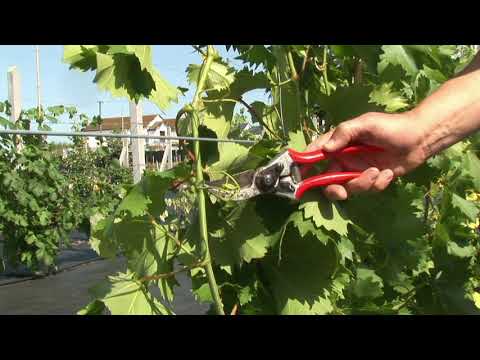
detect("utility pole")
[98,100,103,117]
[35,45,42,117]
[129,101,145,183]
[97,100,103,131]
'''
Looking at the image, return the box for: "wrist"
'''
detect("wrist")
[401,109,436,162]
[408,102,461,161]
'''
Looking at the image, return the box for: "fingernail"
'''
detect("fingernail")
[384,169,394,181]
[369,168,380,181]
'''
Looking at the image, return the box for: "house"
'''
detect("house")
[82,114,182,169]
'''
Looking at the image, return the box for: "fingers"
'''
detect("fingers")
[324,184,348,201]
[371,169,394,192]
[323,167,394,201]
[344,167,380,194]
[306,130,334,152]
[323,117,373,153]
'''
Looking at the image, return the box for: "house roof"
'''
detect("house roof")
[83,115,176,132]
[148,118,176,130]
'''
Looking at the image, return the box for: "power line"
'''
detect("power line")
[0,129,256,145]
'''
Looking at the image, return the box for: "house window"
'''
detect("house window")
[160,130,166,137]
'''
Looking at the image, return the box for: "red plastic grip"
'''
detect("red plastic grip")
[288,145,384,164]
[295,172,361,199]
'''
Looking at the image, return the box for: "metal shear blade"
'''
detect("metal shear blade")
[205,170,261,201]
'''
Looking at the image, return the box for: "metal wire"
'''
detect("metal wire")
[0,129,256,145]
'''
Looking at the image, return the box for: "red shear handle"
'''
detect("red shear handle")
[288,145,384,164]
[295,172,361,199]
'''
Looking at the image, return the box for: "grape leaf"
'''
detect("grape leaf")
[263,225,337,314]
[352,267,384,299]
[64,45,179,111]
[91,273,172,315]
[77,300,106,315]
[451,193,479,222]
[210,200,284,265]
[331,45,382,73]
[464,151,480,191]
[315,85,382,125]
[299,197,351,236]
[115,185,151,218]
[369,82,409,112]
[378,45,419,77]
[63,45,105,71]
[90,218,117,258]
[205,142,250,181]
[187,60,235,92]
[287,130,307,151]
[287,209,329,245]
[473,292,480,309]
[230,45,276,70]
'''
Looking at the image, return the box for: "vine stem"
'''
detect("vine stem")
[323,46,331,96]
[287,50,299,81]
[191,45,225,315]
[287,49,305,135]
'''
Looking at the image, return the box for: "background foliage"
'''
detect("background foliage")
[0,102,132,273]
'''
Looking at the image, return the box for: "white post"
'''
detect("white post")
[160,143,171,171]
[8,66,22,149]
[167,125,173,169]
[8,66,21,122]
[129,101,145,183]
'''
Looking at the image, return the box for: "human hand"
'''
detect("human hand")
[306,111,428,200]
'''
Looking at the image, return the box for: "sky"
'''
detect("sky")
[0,45,268,142]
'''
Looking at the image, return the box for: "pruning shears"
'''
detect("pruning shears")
[206,145,384,201]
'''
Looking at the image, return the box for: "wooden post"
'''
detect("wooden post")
[8,66,22,149]
[129,101,145,183]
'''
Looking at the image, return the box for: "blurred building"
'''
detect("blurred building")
[82,114,182,169]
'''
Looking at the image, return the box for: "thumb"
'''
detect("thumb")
[323,120,361,152]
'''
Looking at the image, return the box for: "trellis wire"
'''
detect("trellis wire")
[0,129,256,145]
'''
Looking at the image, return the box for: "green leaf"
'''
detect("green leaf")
[422,65,447,83]
[91,273,171,315]
[115,185,151,218]
[206,142,250,181]
[231,45,276,70]
[210,200,283,265]
[316,85,382,125]
[263,225,337,314]
[63,45,103,71]
[192,280,213,304]
[299,197,351,236]
[451,193,479,222]
[447,241,476,258]
[94,52,155,103]
[352,268,384,300]
[64,45,179,111]
[464,152,480,191]
[90,218,117,258]
[336,237,355,264]
[369,82,409,112]
[287,130,307,151]
[187,60,235,92]
[238,285,254,306]
[378,45,418,77]
[331,45,382,73]
[77,300,106,315]
[287,209,329,245]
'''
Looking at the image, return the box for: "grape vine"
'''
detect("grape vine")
[65,45,480,315]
